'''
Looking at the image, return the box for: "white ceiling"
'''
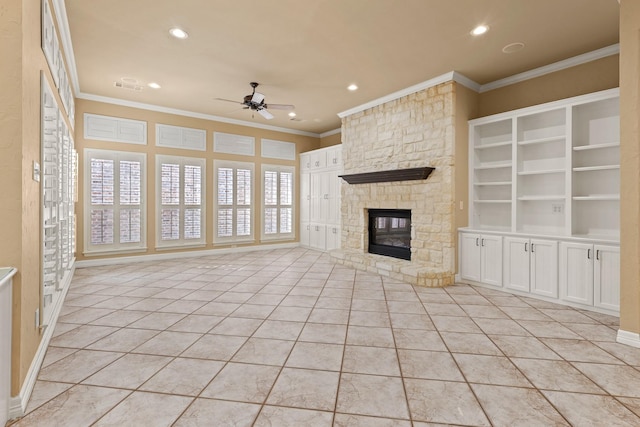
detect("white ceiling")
[63,0,620,135]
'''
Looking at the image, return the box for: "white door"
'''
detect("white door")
[300,222,311,247]
[459,233,481,282]
[319,171,332,224]
[530,239,558,298]
[504,237,530,292]
[325,225,340,251]
[310,150,327,170]
[559,242,594,305]
[309,224,326,250]
[327,173,341,225]
[300,153,311,173]
[310,173,323,223]
[594,245,620,311]
[480,235,503,287]
[300,172,310,222]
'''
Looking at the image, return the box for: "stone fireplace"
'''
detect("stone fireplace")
[331,80,465,287]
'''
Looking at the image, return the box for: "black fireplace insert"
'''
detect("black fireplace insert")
[368,209,411,260]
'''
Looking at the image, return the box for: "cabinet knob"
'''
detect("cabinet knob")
[525,242,528,252]
[596,249,600,260]
[587,248,591,259]
[531,243,534,253]
[315,161,319,166]
[481,238,485,246]
[324,194,328,199]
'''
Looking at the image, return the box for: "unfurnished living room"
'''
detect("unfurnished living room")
[1,0,640,426]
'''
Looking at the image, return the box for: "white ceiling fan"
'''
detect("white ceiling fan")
[215,82,294,120]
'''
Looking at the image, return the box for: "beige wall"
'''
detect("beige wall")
[453,84,479,269]
[75,100,321,261]
[0,0,70,395]
[319,132,341,148]
[619,0,640,335]
[478,55,619,118]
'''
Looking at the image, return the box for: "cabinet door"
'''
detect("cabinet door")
[309,224,326,250]
[310,151,327,169]
[300,153,312,173]
[530,239,558,298]
[459,233,481,282]
[300,222,311,247]
[559,242,594,305]
[480,235,503,287]
[504,237,530,292]
[318,172,332,223]
[325,225,340,251]
[327,172,341,225]
[300,172,310,222]
[594,245,620,311]
[309,173,323,223]
[327,146,342,168]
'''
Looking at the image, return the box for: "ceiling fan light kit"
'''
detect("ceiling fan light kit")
[215,82,294,120]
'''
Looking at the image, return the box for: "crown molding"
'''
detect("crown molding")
[320,128,342,138]
[479,44,620,93]
[77,92,322,138]
[337,71,480,118]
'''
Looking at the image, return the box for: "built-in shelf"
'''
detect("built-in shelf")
[474,200,512,204]
[517,195,565,201]
[339,166,434,184]
[475,141,512,150]
[573,142,620,151]
[474,182,511,186]
[474,162,512,170]
[572,165,620,172]
[517,168,565,176]
[573,195,620,201]
[517,135,566,146]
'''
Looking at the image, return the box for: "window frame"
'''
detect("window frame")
[260,164,295,242]
[83,148,147,255]
[213,160,255,245]
[155,154,206,249]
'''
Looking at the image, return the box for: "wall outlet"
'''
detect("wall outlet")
[459,201,464,210]
[551,203,564,214]
[35,308,40,328]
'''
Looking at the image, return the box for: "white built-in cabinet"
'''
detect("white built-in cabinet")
[459,88,620,315]
[41,76,77,327]
[300,145,342,251]
[459,233,502,286]
[559,243,620,311]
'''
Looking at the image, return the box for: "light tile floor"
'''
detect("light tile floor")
[9,248,640,426]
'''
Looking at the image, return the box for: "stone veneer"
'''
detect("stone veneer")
[331,81,457,287]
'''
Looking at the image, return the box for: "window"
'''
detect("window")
[156,155,206,248]
[214,160,254,244]
[261,164,295,241]
[84,149,146,254]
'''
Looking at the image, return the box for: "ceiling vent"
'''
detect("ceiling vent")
[114,81,143,91]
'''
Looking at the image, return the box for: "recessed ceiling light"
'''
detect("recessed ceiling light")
[288,112,296,117]
[147,82,161,89]
[470,25,489,36]
[347,84,358,91]
[502,42,525,54]
[169,28,188,39]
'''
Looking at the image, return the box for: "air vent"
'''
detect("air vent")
[289,117,305,122]
[114,81,143,91]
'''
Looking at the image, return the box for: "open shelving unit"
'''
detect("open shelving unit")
[468,88,619,240]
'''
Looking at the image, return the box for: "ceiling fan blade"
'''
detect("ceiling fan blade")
[265,103,295,110]
[251,92,265,104]
[214,98,243,105]
[257,108,274,120]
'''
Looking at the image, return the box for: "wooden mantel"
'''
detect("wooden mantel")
[339,166,435,184]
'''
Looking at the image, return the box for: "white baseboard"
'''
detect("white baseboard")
[76,242,300,268]
[617,329,640,348]
[8,262,75,420]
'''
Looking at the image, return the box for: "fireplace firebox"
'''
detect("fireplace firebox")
[368,209,411,260]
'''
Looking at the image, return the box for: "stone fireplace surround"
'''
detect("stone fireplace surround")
[331,81,458,287]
